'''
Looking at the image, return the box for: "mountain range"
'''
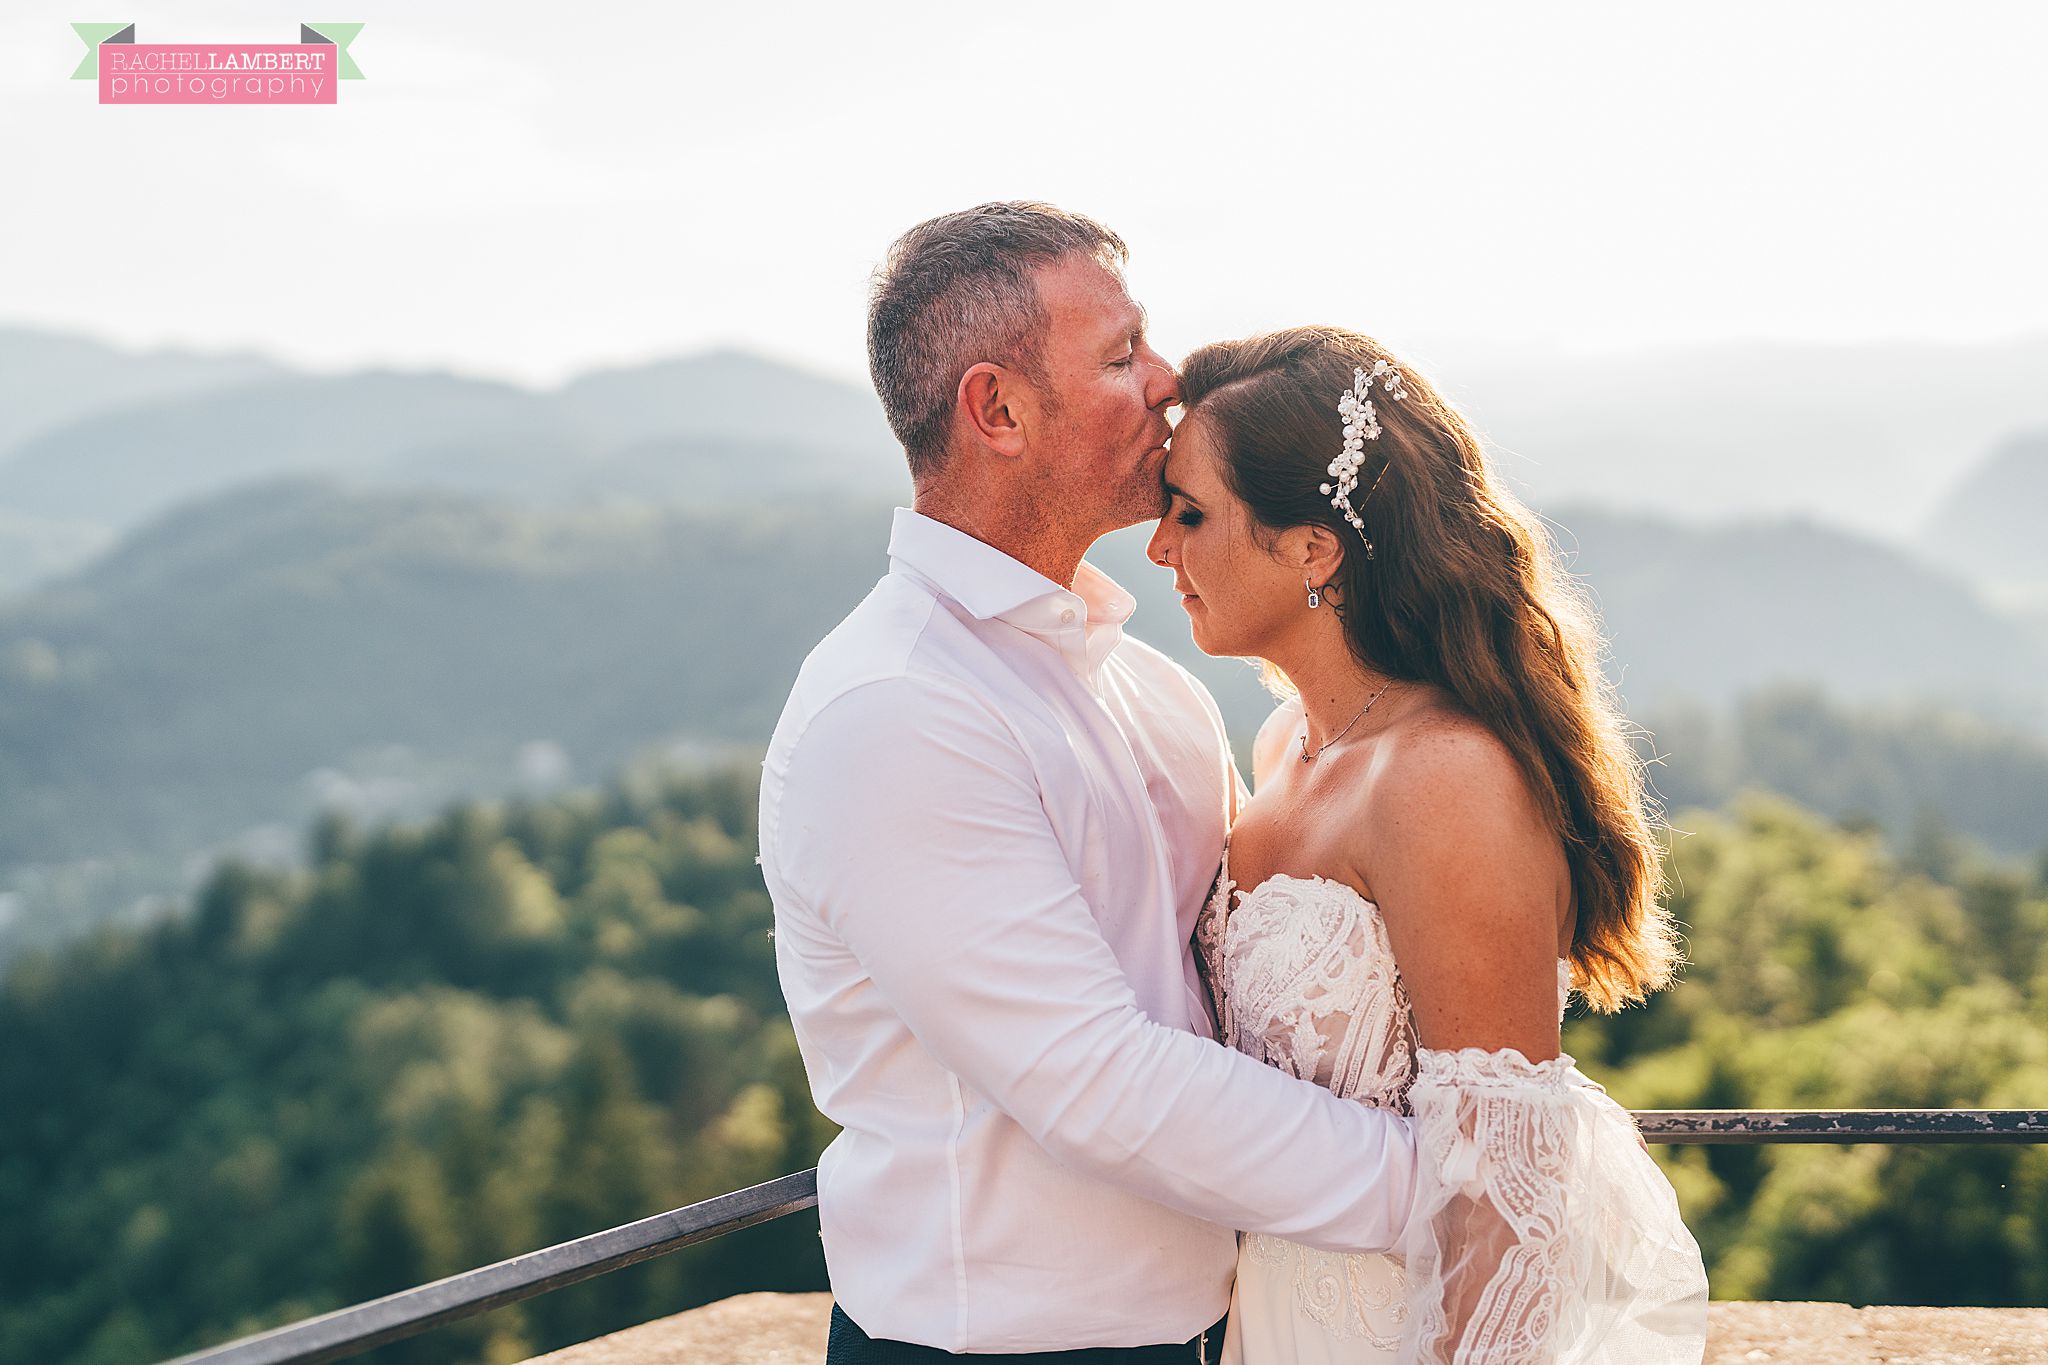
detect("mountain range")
[1435,337,2048,541]
[0,482,893,868]
[1,325,2045,957]
[3,327,2047,596]
[3,474,2042,872]
[0,331,909,595]
[1922,427,2048,591]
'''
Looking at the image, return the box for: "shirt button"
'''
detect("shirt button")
[1059,609,1076,625]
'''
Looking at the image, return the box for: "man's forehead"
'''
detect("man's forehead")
[1039,255,1141,329]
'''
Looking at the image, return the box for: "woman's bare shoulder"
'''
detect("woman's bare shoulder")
[1350,698,1560,914]
[1357,699,1569,1053]
[1362,699,1538,822]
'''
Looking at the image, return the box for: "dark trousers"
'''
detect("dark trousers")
[826,1304,1226,1364]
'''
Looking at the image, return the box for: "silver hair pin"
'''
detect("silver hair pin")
[1319,360,1407,558]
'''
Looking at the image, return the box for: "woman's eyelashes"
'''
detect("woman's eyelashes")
[1175,507,1204,528]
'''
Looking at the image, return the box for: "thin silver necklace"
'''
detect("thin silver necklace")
[1299,680,1397,762]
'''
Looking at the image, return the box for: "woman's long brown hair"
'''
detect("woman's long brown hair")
[1181,326,1678,1011]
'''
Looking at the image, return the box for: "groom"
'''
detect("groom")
[760,202,1419,1364]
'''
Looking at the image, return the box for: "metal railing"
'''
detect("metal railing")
[161,1109,2048,1365]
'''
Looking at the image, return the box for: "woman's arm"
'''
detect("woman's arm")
[1364,716,1567,1058]
[1361,716,1576,1364]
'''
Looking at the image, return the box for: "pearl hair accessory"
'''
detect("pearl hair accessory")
[1319,360,1408,558]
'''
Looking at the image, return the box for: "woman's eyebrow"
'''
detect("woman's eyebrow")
[1162,480,1201,505]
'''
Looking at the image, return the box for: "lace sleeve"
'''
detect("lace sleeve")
[1397,1047,1709,1365]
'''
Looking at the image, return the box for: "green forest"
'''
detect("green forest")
[4,769,2047,1365]
[0,769,834,1365]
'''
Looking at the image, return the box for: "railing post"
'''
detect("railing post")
[1634,1109,2048,1144]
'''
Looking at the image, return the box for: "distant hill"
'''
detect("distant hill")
[0,332,909,590]
[1921,428,2048,588]
[0,329,286,595]
[1086,506,2048,742]
[0,482,897,873]
[0,511,110,599]
[1426,336,2048,543]
[3,480,2041,881]
[0,326,284,457]
[1642,686,2048,857]
[0,353,909,535]
[0,370,579,526]
[1540,507,2044,722]
[2,322,2044,953]
[552,348,899,459]
[5,325,2047,598]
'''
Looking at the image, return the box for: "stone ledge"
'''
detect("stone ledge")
[1702,1300,2048,1364]
[523,1293,832,1365]
[520,1292,2048,1365]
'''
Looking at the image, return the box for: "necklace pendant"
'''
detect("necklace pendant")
[1298,680,1394,766]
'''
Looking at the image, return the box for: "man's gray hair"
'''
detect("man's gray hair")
[867,201,1128,479]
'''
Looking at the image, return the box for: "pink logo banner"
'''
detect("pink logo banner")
[101,43,336,103]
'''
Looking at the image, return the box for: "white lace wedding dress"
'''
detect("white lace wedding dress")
[1194,847,1708,1364]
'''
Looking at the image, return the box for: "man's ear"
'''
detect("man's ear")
[959,362,1031,459]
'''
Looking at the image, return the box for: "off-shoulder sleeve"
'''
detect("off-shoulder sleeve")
[1396,1047,1709,1364]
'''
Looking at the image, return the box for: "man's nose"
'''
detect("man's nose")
[1141,345,1182,409]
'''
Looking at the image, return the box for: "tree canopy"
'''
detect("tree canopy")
[3,775,2045,1363]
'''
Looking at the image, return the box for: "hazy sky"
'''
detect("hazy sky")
[3,0,2043,387]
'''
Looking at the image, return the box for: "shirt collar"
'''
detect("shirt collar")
[889,507,1065,622]
[887,507,1138,680]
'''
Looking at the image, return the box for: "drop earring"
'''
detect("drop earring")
[1306,579,1322,610]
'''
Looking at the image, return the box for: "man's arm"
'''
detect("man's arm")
[770,674,1417,1253]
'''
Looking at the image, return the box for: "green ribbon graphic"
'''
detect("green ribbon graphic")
[301,23,366,79]
[69,23,131,79]
[70,23,365,79]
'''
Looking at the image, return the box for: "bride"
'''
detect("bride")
[1146,327,1709,1364]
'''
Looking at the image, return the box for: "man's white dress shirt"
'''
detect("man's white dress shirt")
[760,508,1417,1353]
